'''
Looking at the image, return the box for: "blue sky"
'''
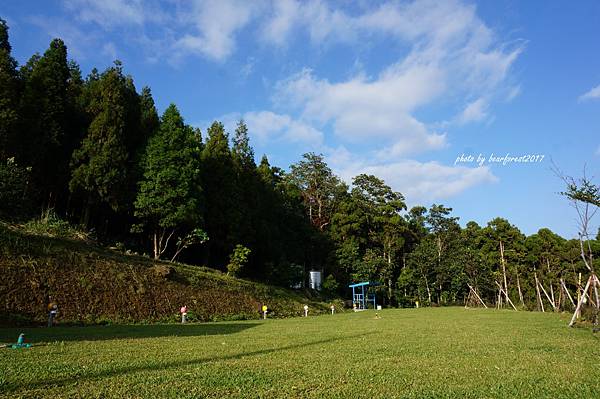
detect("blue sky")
[2,0,599,238]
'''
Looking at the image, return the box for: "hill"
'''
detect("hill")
[0,222,340,326]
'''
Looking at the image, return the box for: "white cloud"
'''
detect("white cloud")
[330,154,497,204]
[457,98,489,124]
[260,0,355,46]
[101,42,117,60]
[242,111,323,146]
[174,0,257,62]
[275,66,447,155]
[62,0,147,28]
[579,84,600,102]
[28,16,99,60]
[271,1,522,155]
[506,85,521,102]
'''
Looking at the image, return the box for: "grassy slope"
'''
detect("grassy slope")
[0,222,339,325]
[0,308,598,398]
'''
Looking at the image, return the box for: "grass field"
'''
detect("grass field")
[1,307,598,398]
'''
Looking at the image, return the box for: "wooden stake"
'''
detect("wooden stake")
[495,281,517,311]
[500,241,509,296]
[569,275,593,327]
[546,258,556,308]
[467,284,488,308]
[538,280,558,312]
[561,278,576,307]
[535,272,544,312]
[515,265,524,307]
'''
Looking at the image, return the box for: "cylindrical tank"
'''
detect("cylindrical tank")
[309,270,322,290]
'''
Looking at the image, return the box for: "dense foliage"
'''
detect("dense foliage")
[1,19,598,310]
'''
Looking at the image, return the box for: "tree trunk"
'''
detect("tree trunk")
[535,272,544,312]
[569,275,593,327]
[515,265,524,307]
[153,230,159,260]
[500,241,508,295]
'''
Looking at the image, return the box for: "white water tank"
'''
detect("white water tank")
[309,270,322,290]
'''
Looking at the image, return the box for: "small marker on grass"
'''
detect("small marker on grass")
[10,333,32,349]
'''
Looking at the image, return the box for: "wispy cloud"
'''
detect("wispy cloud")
[243,111,323,146]
[456,98,489,125]
[579,83,600,102]
[173,0,258,62]
[271,0,522,156]
[62,0,148,28]
[329,149,498,204]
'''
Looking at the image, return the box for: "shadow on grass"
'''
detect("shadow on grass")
[0,322,260,343]
[1,332,372,393]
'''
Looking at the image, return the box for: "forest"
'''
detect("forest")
[1,18,599,311]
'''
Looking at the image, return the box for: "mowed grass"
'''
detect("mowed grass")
[0,308,598,398]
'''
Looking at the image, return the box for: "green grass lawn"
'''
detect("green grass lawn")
[1,307,598,398]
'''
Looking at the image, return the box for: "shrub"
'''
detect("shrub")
[227,244,251,277]
[0,158,34,219]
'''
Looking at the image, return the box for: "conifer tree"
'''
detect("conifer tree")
[70,61,140,225]
[0,18,19,160]
[134,104,203,260]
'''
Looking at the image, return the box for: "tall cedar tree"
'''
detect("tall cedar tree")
[70,61,140,226]
[18,39,72,206]
[201,121,237,269]
[0,18,20,161]
[134,104,202,260]
[230,119,258,273]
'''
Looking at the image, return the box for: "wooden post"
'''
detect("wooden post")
[569,275,593,327]
[546,259,556,309]
[592,274,600,310]
[515,265,524,308]
[500,241,509,296]
[495,281,517,311]
[535,272,544,312]
[539,280,558,312]
[467,284,488,308]
[561,278,576,307]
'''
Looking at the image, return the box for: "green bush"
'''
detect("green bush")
[23,209,91,240]
[0,158,34,219]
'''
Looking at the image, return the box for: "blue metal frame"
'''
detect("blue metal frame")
[349,281,376,310]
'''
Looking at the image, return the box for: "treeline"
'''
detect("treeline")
[1,20,598,309]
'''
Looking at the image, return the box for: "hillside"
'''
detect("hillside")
[0,222,341,326]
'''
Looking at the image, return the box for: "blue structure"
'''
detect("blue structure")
[349,282,377,310]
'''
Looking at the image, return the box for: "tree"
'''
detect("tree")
[70,61,141,225]
[133,104,203,260]
[0,158,33,218]
[232,119,255,170]
[227,244,251,277]
[351,174,407,303]
[555,168,600,326]
[289,153,342,231]
[201,121,238,268]
[0,19,20,161]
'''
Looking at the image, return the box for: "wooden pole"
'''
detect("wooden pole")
[535,272,544,312]
[515,265,524,308]
[495,281,517,311]
[539,280,558,312]
[467,284,488,308]
[500,241,509,296]
[546,258,556,309]
[592,274,600,310]
[561,278,576,307]
[569,275,593,327]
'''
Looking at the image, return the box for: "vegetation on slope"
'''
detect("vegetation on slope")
[0,222,341,326]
